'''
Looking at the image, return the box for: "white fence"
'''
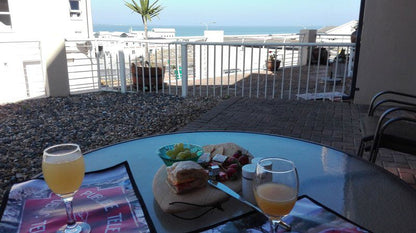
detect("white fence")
[0,37,355,104]
[65,41,100,93]
[78,39,355,101]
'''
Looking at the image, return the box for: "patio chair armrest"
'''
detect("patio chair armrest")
[376,106,416,126]
[368,91,416,116]
[370,99,416,116]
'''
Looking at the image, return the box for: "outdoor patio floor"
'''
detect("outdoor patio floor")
[178,97,416,189]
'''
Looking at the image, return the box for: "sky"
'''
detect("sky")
[91,0,361,27]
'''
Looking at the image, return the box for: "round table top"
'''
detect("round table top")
[84,131,416,233]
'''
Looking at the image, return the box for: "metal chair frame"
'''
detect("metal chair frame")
[368,107,416,163]
[358,90,416,159]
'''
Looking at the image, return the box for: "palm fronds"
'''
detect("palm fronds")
[124,0,163,23]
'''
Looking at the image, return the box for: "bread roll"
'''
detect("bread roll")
[166,161,208,194]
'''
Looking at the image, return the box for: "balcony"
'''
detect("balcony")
[1,29,415,195]
[64,31,355,102]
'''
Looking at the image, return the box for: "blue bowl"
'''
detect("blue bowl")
[158,144,204,166]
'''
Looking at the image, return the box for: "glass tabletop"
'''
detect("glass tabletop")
[84,131,416,233]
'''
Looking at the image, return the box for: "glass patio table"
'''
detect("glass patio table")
[84,131,416,233]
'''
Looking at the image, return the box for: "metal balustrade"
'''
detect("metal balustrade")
[84,39,354,101]
[0,38,354,104]
[65,40,100,94]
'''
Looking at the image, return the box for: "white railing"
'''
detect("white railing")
[1,37,354,104]
[317,33,352,43]
[83,39,355,101]
[316,34,353,58]
[65,40,100,94]
[0,41,45,104]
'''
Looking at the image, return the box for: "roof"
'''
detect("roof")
[318,26,337,33]
[323,20,358,34]
[152,28,176,33]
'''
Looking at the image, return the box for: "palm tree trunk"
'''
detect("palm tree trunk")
[143,19,149,66]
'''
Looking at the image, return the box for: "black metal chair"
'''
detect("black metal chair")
[358,91,416,162]
[368,107,416,163]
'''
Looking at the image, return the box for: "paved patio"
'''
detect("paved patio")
[178,97,416,189]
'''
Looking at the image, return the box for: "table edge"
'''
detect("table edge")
[83,130,416,193]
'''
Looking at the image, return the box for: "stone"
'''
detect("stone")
[0,92,221,200]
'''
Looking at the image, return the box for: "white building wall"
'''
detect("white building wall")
[150,28,176,38]
[0,41,43,103]
[193,31,298,80]
[0,0,93,103]
[3,0,92,41]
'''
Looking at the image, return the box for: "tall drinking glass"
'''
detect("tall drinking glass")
[253,157,299,233]
[42,143,91,233]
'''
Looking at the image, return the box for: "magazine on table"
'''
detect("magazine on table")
[0,162,155,233]
[0,161,371,233]
[193,195,371,233]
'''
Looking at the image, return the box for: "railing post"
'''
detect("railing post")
[181,43,188,97]
[118,50,126,93]
[347,45,354,77]
[96,51,102,90]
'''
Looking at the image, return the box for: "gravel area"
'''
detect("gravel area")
[0,92,221,201]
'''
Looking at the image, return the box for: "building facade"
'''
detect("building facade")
[0,0,93,103]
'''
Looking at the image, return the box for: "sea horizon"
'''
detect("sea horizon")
[93,24,323,37]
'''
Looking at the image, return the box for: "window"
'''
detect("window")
[70,1,80,10]
[69,0,81,18]
[0,0,11,29]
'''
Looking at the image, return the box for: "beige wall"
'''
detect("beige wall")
[354,0,416,104]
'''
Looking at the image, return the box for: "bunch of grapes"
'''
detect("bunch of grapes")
[166,143,198,160]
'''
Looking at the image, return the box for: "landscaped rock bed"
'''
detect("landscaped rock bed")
[0,92,221,201]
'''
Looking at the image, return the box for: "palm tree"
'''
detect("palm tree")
[125,0,163,64]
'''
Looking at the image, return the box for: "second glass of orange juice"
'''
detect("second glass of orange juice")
[253,157,299,232]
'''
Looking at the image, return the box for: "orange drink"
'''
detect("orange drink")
[42,155,85,195]
[253,157,298,232]
[42,143,91,233]
[254,182,297,218]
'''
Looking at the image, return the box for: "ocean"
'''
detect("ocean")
[93,24,321,37]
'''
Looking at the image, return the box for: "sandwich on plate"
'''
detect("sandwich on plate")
[166,161,208,194]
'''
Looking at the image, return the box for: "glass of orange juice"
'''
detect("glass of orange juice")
[253,157,298,233]
[42,143,91,233]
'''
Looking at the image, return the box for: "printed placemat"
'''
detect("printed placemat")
[0,162,155,233]
[195,195,371,233]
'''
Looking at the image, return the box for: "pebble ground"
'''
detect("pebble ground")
[0,92,221,201]
[1,93,415,203]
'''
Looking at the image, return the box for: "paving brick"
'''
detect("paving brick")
[383,162,410,169]
[394,154,410,164]
[379,156,395,163]
[406,156,416,161]
[179,98,416,188]
[409,161,416,169]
